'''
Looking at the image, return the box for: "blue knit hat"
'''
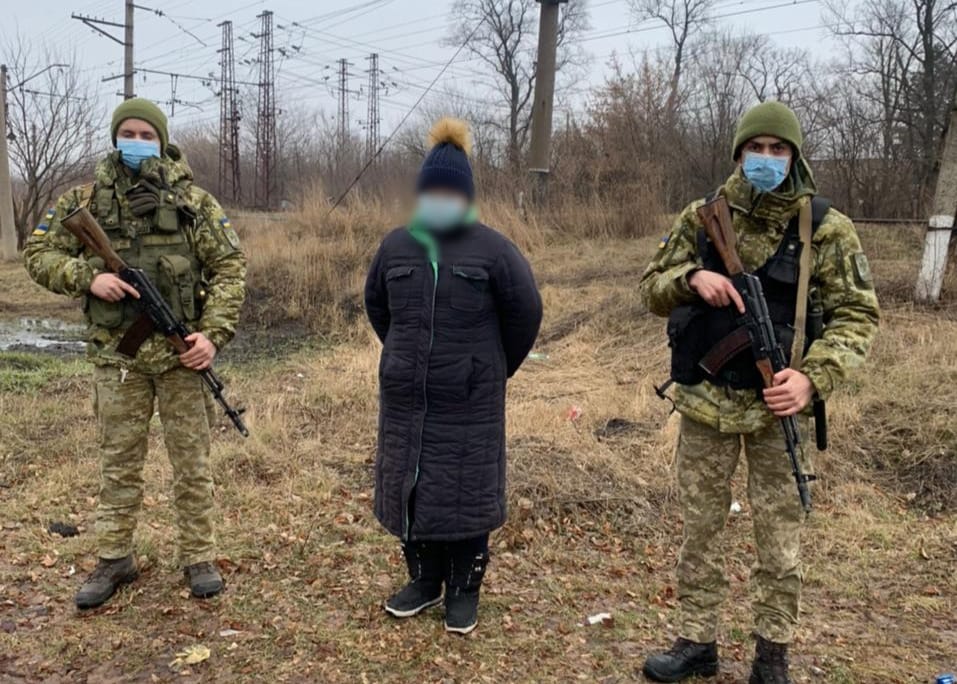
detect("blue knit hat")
[416,118,474,201]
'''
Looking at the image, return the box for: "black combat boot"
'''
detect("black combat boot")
[75,555,139,609]
[749,635,792,684]
[444,545,488,635]
[643,638,719,682]
[384,542,444,618]
[184,562,224,599]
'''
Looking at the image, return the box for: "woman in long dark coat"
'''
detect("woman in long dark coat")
[364,118,542,634]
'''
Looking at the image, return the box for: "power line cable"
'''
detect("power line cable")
[324,18,485,218]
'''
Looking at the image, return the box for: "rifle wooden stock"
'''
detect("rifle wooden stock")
[61,207,127,274]
[697,197,745,277]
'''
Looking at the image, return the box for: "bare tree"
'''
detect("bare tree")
[448,0,590,172]
[826,0,957,207]
[630,0,714,113]
[3,37,103,245]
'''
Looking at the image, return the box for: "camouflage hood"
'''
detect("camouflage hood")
[95,143,195,190]
[720,157,817,227]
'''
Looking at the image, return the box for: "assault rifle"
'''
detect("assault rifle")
[62,206,249,437]
[696,197,814,512]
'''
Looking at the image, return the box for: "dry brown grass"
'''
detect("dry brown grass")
[0,214,954,682]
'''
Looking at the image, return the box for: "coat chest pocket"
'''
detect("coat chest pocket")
[386,265,418,311]
[450,265,490,312]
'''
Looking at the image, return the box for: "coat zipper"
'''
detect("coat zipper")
[404,250,439,542]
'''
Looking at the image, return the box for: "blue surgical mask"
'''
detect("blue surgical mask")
[414,194,469,232]
[116,139,161,172]
[742,152,790,193]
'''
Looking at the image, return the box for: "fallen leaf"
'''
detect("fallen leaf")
[171,644,211,668]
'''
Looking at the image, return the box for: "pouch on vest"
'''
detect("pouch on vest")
[83,256,126,329]
[667,303,713,385]
[158,254,199,322]
[154,199,180,233]
[94,188,122,231]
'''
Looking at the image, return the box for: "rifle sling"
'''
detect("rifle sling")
[790,199,813,369]
[698,325,751,376]
[116,313,155,358]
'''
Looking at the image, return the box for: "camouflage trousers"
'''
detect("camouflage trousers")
[675,414,811,644]
[93,365,215,567]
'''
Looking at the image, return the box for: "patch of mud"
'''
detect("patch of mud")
[0,318,85,355]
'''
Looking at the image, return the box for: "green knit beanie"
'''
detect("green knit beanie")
[111,98,169,152]
[732,101,803,160]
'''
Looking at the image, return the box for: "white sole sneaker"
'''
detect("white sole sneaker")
[444,621,477,635]
[383,595,443,618]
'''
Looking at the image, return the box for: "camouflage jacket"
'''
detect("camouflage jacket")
[640,163,880,433]
[23,148,247,375]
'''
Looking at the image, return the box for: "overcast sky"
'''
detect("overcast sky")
[4,0,849,138]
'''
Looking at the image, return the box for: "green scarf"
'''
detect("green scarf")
[407,205,479,283]
[721,157,817,226]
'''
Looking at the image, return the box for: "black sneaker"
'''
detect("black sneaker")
[75,555,139,609]
[184,562,224,599]
[385,581,443,618]
[643,637,719,682]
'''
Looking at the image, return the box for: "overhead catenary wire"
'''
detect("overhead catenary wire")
[324,18,486,218]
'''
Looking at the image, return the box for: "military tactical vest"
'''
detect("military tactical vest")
[667,195,831,390]
[83,169,204,331]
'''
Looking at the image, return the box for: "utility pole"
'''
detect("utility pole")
[337,58,353,151]
[124,0,134,99]
[0,62,69,260]
[0,66,17,261]
[915,86,957,302]
[527,0,567,205]
[218,20,241,204]
[365,53,381,163]
[72,1,135,99]
[254,10,277,210]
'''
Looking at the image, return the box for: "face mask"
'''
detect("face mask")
[414,194,468,232]
[116,139,161,172]
[742,152,790,193]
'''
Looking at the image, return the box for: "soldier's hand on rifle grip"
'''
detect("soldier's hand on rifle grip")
[90,273,141,303]
[179,332,217,371]
[688,270,746,314]
[763,368,814,417]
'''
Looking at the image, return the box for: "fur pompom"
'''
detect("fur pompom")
[428,117,472,156]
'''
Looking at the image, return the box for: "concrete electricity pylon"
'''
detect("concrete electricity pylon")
[915,86,957,302]
[527,0,567,204]
[72,0,136,99]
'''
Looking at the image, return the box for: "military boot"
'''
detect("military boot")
[444,548,488,635]
[749,635,792,684]
[75,555,139,609]
[384,542,444,618]
[642,638,719,682]
[184,562,224,599]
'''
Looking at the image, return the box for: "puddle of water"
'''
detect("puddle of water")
[0,317,86,352]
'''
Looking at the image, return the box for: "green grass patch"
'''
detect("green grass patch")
[0,351,90,393]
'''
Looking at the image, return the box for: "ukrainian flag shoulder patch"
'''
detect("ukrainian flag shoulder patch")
[220,217,232,230]
[658,235,670,249]
[33,208,56,236]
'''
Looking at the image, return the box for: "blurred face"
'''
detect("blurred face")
[415,188,470,231]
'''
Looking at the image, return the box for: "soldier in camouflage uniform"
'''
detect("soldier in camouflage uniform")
[639,102,879,683]
[23,98,246,609]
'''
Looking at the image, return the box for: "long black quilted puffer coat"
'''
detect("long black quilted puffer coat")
[364,222,542,542]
